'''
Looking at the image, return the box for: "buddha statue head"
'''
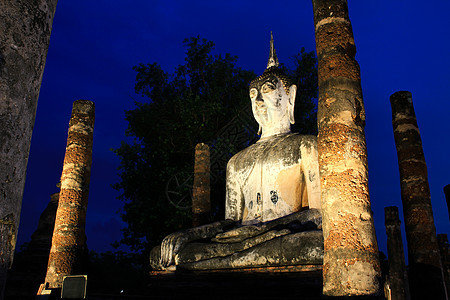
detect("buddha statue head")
[249,33,297,139]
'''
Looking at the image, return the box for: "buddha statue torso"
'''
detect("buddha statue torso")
[226,133,320,224]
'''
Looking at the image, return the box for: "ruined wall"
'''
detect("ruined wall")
[0,0,58,296]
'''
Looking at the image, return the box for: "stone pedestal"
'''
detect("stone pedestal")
[192,143,211,227]
[45,100,95,288]
[385,206,410,300]
[312,0,380,296]
[390,91,445,299]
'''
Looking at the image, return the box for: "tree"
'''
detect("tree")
[113,36,318,254]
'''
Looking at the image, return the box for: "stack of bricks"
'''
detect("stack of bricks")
[192,143,211,227]
[45,100,95,289]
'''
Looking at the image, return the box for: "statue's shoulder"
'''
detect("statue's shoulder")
[282,133,317,150]
[227,142,260,169]
[285,133,317,142]
[227,134,318,171]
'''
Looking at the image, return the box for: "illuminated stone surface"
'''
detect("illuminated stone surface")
[45,100,94,289]
[312,0,381,296]
[0,0,57,294]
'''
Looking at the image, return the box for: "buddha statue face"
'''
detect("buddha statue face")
[249,72,297,138]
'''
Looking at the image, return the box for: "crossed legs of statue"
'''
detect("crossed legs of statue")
[150,209,323,271]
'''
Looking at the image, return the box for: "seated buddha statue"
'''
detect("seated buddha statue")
[150,34,322,271]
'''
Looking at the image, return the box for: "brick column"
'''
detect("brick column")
[0,0,58,296]
[312,0,381,296]
[385,206,410,300]
[45,100,94,289]
[192,143,211,227]
[390,91,445,299]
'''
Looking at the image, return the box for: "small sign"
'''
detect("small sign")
[61,275,87,299]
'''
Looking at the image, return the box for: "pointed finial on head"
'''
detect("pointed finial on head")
[267,31,279,69]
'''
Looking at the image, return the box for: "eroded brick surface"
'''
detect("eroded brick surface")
[390,91,445,299]
[45,100,94,289]
[390,91,440,266]
[312,0,380,296]
[192,143,211,227]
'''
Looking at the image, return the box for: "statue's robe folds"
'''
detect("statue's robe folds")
[149,134,323,271]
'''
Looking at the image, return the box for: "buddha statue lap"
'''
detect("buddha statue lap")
[150,34,323,271]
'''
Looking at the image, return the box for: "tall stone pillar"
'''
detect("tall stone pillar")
[390,91,446,299]
[385,206,410,300]
[192,143,211,227]
[312,0,381,296]
[0,0,58,296]
[45,100,95,289]
[444,185,450,223]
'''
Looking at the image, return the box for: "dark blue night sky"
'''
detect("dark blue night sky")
[18,1,450,256]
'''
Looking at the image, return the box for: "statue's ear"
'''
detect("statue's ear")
[251,99,263,134]
[288,84,297,124]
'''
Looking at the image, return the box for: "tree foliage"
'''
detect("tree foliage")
[113,36,318,253]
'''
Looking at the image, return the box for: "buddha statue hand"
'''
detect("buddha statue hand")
[212,224,268,243]
[158,219,237,269]
[160,231,189,268]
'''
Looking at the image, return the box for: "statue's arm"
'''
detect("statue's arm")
[225,157,244,221]
[160,157,243,268]
[301,136,321,210]
[213,209,322,243]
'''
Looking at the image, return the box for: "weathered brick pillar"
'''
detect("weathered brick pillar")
[192,143,211,227]
[312,0,381,296]
[444,185,450,223]
[0,0,58,296]
[390,91,446,299]
[45,100,95,289]
[385,206,410,300]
